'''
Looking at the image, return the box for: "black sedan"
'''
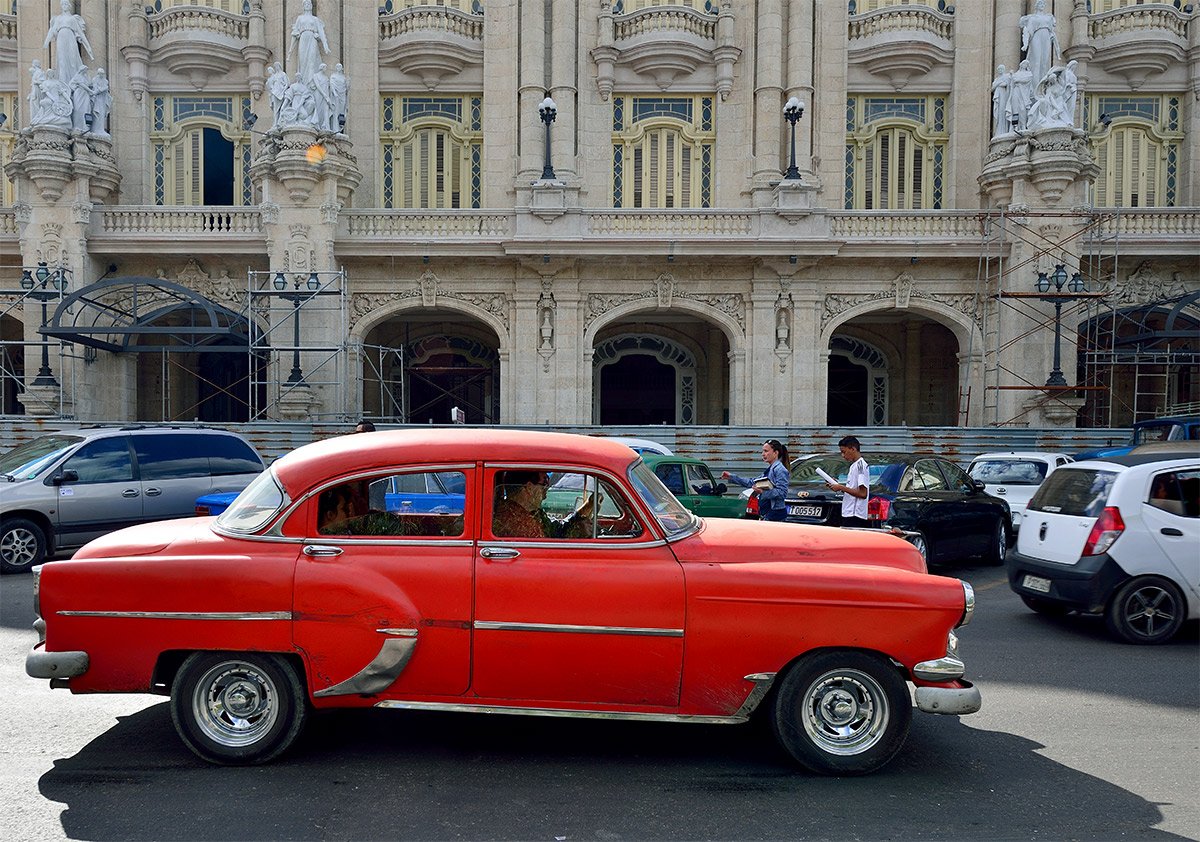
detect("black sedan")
[783,453,1012,566]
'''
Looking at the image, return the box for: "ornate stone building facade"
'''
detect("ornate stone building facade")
[0,0,1197,429]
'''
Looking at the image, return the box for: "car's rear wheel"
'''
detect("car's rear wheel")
[984,519,1008,566]
[1,517,47,574]
[1105,576,1186,645]
[769,649,912,776]
[909,531,930,564]
[170,652,307,764]
[1020,594,1069,617]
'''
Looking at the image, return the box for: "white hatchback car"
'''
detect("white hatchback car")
[967,451,1074,532]
[1006,453,1199,644]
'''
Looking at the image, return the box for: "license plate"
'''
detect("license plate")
[1022,574,1051,594]
[789,505,822,518]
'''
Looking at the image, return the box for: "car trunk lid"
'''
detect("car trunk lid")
[1018,466,1118,564]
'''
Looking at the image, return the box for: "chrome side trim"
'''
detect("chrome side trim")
[480,539,669,550]
[732,672,777,718]
[56,610,292,621]
[376,628,419,637]
[374,700,744,725]
[474,620,683,637]
[313,637,418,698]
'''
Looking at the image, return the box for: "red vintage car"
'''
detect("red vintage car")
[26,429,980,775]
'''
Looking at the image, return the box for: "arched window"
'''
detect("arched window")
[845,95,948,210]
[611,96,714,209]
[1087,95,1182,208]
[380,96,482,209]
[151,96,254,206]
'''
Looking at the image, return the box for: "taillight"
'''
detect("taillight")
[1082,506,1124,556]
[194,505,210,517]
[867,496,890,521]
[746,495,759,517]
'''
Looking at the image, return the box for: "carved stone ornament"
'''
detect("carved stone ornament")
[259,202,280,225]
[893,272,914,308]
[537,278,557,371]
[822,287,983,332]
[1104,261,1189,306]
[774,291,793,373]
[350,274,511,333]
[585,279,746,332]
[420,269,438,307]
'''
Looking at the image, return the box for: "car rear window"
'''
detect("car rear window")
[1027,468,1117,518]
[969,459,1048,485]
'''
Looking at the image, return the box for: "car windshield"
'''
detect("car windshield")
[628,461,695,537]
[1027,468,1117,518]
[0,434,83,480]
[789,455,891,488]
[968,459,1048,486]
[215,468,286,533]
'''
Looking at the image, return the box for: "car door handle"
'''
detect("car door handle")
[479,547,520,561]
[122,488,140,498]
[1160,528,1184,537]
[303,544,344,557]
[144,487,162,497]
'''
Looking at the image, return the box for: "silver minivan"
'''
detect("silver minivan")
[0,426,264,573]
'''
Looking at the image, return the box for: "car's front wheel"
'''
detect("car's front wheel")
[170,652,308,764]
[0,517,47,574]
[1105,576,1186,645]
[769,649,912,776]
[984,519,1008,566]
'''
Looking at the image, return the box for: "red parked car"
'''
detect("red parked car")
[27,429,980,775]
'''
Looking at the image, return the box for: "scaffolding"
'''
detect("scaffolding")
[979,207,1200,428]
[246,269,350,423]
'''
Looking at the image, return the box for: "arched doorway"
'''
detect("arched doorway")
[593,333,699,424]
[828,335,888,426]
[0,314,25,415]
[361,314,500,424]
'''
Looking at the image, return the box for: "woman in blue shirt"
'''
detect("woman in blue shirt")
[723,439,792,521]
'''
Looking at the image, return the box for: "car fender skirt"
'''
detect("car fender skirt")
[915,680,981,716]
[26,643,89,681]
[312,637,417,697]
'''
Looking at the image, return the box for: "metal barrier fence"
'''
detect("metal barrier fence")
[0,420,1133,478]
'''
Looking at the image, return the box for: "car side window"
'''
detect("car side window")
[1148,471,1199,519]
[134,434,210,480]
[939,461,975,493]
[63,437,134,484]
[491,469,644,540]
[685,463,715,495]
[317,471,466,538]
[654,464,686,495]
[910,460,948,491]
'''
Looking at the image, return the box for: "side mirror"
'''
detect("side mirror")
[971,479,986,493]
[53,469,79,485]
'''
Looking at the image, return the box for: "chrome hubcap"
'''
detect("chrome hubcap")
[192,661,279,747]
[801,669,889,756]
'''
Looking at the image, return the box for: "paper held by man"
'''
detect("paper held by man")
[815,467,837,486]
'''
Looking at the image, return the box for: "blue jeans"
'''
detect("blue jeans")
[761,507,787,522]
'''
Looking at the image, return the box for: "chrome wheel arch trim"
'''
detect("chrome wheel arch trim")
[312,637,418,698]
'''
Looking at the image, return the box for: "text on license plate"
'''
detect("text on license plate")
[789,505,822,518]
[1022,574,1051,593]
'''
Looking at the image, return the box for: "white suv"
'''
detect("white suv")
[1006,452,1199,644]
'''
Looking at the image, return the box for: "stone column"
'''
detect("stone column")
[549,0,578,182]
[785,0,815,179]
[1187,16,1200,205]
[516,0,546,188]
[482,0,519,207]
[342,0,378,207]
[904,321,923,425]
[812,1,848,205]
[751,0,783,204]
[950,3,994,208]
[995,0,1023,75]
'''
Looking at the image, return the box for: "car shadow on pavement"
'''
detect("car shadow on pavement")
[40,703,1190,841]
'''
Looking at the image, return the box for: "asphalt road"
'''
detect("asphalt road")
[2,560,1197,841]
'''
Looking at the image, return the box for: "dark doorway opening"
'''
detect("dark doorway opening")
[203,127,234,206]
[600,355,676,424]
[827,355,868,426]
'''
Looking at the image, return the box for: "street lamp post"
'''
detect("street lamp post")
[273,271,322,385]
[783,96,805,180]
[19,262,68,387]
[538,96,557,181]
[1034,263,1087,387]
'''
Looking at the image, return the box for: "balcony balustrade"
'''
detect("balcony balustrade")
[1087,5,1191,88]
[379,4,485,89]
[847,4,954,91]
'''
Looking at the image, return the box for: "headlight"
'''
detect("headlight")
[957,580,975,628]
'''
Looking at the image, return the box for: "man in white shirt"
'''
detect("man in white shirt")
[827,435,870,528]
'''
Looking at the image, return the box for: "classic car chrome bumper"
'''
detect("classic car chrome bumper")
[26,642,89,682]
[915,680,982,715]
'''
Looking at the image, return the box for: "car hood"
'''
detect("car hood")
[71,516,225,560]
[672,517,925,574]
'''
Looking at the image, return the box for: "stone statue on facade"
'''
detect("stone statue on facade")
[90,68,112,137]
[28,65,73,131]
[267,62,289,126]
[1007,59,1035,133]
[279,78,316,127]
[311,63,332,133]
[991,65,1012,139]
[27,60,47,124]
[329,63,349,132]
[1019,0,1060,92]
[288,0,330,84]
[69,66,92,133]
[44,0,94,87]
